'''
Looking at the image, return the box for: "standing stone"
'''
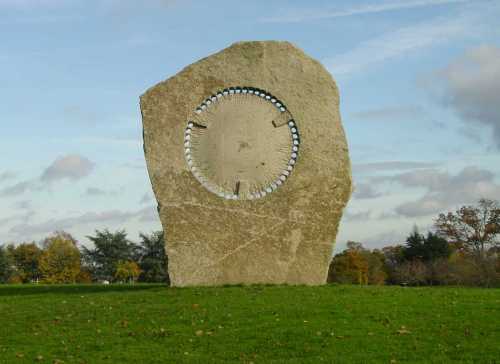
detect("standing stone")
[140,41,352,286]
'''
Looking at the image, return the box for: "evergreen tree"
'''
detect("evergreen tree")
[82,229,138,282]
[403,228,426,261]
[422,232,450,261]
[137,231,169,284]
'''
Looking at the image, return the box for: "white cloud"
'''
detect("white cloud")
[0,171,17,183]
[344,210,372,222]
[0,154,95,198]
[260,0,468,23]
[387,166,500,217]
[382,168,450,190]
[40,154,94,182]
[431,45,500,148]
[353,183,382,199]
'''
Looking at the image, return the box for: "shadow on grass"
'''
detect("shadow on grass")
[0,283,168,296]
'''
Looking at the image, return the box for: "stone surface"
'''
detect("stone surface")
[140,41,352,286]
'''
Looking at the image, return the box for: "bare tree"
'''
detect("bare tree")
[434,199,500,259]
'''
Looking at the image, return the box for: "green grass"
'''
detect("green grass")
[0,284,499,363]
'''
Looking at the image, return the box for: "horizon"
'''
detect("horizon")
[1,0,499,252]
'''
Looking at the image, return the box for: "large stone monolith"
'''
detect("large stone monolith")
[140,41,352,286]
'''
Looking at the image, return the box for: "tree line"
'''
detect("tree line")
[0,230,169,284]
[328,199,500,287]
[1,199,499,287]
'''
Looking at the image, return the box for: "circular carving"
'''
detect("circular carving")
[184,87,300,200]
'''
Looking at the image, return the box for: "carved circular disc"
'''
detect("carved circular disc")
[184,87,300,200]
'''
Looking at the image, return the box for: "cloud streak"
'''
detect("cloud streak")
[351,106,425,121]
[326,14,470,75]
[353,161,439,174]
[8,205,158,237]
[260,0,468,23]
[85,187,108,196]
[0,180,36,197]
[0,211,35,228]
[0,0,69,9]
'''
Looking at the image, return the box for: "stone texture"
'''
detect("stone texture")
[140,41,352,286]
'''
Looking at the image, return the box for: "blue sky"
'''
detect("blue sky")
[1,0,499,251]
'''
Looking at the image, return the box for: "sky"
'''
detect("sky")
[1,0,499,252]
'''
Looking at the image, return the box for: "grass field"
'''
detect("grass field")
[0,284,498,363]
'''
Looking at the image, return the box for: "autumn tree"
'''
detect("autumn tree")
[137,231,169,284]
[42,230,77,247]
[114,261,141,283]
[0,245,14,283]
[82,229,138,282]
[328,242,369,285]
[393,260,428,286]
[39,235,81,283]
[8,242,42,283]
[365,249,387,285]
[76,268,93,283]
[381,245,405,284]
[435,199,500,259]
